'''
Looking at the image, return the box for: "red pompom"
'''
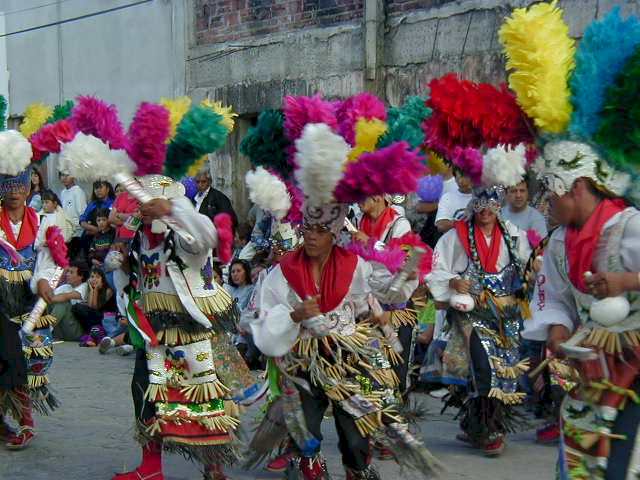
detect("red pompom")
[30,120,77,162]
[46,226,69,268]
[213,213,233,265]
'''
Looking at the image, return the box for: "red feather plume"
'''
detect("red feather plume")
[46,226,69,268]
[388,232,434,279]
[30,120,77,162]
[214,213,233,265]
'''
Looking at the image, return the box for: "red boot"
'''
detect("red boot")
[299,456,329,480]
[5,389,35,451]
[266,452,292,472]
[203,464,229,480]
[112,442,164,480]
[536,423,560,444]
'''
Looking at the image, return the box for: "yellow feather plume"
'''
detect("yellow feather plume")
[201,99,237,133]
[187,155,208,177]
[427,150,449,175]
[347,118,388,162]
[160,96,192,140]
[499,0,575,133]
[19,102,53,138]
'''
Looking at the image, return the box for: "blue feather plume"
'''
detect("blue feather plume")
[569,7,640,138]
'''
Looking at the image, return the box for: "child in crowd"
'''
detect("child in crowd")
[59,173,87,258]
[50,262,90,341]
[79,180,115,258]
[38,190,74,242]
[88,208,115,267]
[76,268,116,347]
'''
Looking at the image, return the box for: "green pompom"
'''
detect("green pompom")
[164,105,229,179]
[0,95,6,131]
[240,110,292,177]
[47,100,74,123]
[377,96,431,149]
[595,48,640,173]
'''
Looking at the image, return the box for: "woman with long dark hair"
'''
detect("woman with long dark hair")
[27,168,44,211]
[79,181,115,258]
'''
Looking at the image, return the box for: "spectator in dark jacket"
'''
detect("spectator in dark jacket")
[193,170,237,229]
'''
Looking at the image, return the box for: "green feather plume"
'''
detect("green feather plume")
[0,95,6,131]
[377,95,431,149]
[46,100,74,124]
[164,105,229,179]
[594,48,640,174]
[239,109,292,177]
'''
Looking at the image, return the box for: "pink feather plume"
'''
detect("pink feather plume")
[346,239,407,274]
[214,213,233,265]
[451,147,483,186]
[527,229,543,249]
[388,232,434,279]
[127,102,171,176]
[70,95,128,150]
[284,180,304,224]
[283,94,338,142]
[0,237,23,266]
[336,93,387,146]
[46,226,69,268]
[30,120,77,162]
[334,141,425,204]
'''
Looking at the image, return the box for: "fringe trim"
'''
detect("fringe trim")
[490,356,530,380]
[384,345,403,366]
[143,290,233,317]
[487,388,526,405]
[585,328,624,355]
[0,268,32,283]
[145,381,230,403]
[0,389,24,421]
[13,313,58,329]
[390,309,417,328]
[354,411,384,437]
[180,380,230,403]
[157,328,213,346]
[28,375,49,389]
[23,346,54,359]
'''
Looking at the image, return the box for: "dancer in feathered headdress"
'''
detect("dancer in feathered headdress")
[499,3,640,478]
[33,95,252,480]
[0,125,64,451]
[245,93,441,480]
[422,63,536,455]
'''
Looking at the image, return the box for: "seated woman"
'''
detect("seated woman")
[75,268,116,347]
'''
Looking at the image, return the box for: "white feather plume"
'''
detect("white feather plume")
[0,130,33,176]
[482,144,527,188]
[59,133,134,181]
[294,123,350,205]
[245,167,291,220]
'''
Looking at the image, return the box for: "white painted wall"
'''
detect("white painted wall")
[1,0,186,123]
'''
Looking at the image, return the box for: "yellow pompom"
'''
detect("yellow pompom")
[427,150,449,175]
[201,99,237,133]
[160,96,192,140]
[499,0,575,133]
[19,102,53,138]
[347,118,388,162]
[187,155,208,177]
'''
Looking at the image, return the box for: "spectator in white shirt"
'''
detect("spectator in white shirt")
[59,173,87,258]
[50,262,90,341]
[435,170,473,233]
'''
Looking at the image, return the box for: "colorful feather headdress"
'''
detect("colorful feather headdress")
[499,3,640,203]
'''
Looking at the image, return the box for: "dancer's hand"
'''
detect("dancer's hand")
[449,278,471,294]
[352,231,369,243]
[37,279,54,303]
[291,295,321,323]
[140,198,172,220]
[547,324,571,357]
[584,271,639,299]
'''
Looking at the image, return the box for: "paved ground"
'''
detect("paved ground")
[1,342,555,479]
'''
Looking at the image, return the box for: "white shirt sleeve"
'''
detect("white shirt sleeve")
[522,232,577,341]
[170,196,218,255]
[426,228,467,302]
[435,193,453,223]
[74,187,87,221]
[250,265,301,357]
[620,212,640,272]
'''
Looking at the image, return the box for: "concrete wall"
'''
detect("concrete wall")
[189,0,640,221]
[2,0,187,123]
